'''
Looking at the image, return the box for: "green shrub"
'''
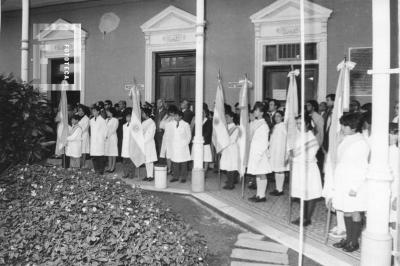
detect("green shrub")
[0,164,207,265]
[0,75,55,173]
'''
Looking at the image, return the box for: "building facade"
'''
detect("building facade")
[0,0,398,110]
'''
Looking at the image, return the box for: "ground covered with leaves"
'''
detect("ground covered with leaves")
[0,164,207,265]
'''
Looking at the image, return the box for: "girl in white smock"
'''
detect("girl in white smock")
[105,108,119,172]
[247,102,272,203]
[220,111,240,189]
[289,115,322,226]
[326,113,369,253]
[269,110,289,196]
[160,113,175,173]
[77,105,90,168]
[66,115,82,168]
[141,107,157,181]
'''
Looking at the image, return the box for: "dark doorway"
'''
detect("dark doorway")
[48,58,80,110]
[263,64,319,107]
[155,51,196,106]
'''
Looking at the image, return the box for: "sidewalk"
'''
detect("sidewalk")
[123,165,360,266]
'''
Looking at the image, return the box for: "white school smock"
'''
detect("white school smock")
[142,118,157,163]
[90,116,107,156]
[78,115,90,154]
[160,118,174,159]
[332,133,369,212]
[290,130,322,200]
[220,123,240,172]
[170,120,191,163]
[105,117,119,156]
[121,122,130,158]
[66,125,82,158]
[269,122,289,172]
[247,119,272,175]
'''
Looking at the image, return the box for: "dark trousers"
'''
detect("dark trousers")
[122,158,136,178]
[155,131,164,160]
[316,148,325,184]
[62,154,70,169]
[172,161,188,181]
[226,171,239,188]
[92,156,106,174]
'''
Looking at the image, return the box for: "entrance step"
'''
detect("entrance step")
[237,232,265,241]
[235,238,288,253]
[230,248,289,265]
[231,261,288,266]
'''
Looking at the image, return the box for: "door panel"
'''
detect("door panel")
[158,75,177,103]
[180,73,195,103]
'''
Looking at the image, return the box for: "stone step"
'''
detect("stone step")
[231,261,288,266]
[235,238,288,253]
[231,248,289,265]
[237,232,265,241]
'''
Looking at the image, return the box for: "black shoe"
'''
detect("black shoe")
[170,178,179,182]
[223,185,234,190]
[248,195,258,201]
[122,174,129,179]
[269,190,284,196]
[343,242,359,252]
[333,239,349,249]
[147,177,154,182]
[291,218,311,226]
[180,179,187,183]
[142,177,149,181]
[254,197,266,203]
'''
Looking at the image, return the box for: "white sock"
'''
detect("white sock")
[275,172,285,192]
[337,211,345,231]
[146,162,154,178]
[256,176,268,198]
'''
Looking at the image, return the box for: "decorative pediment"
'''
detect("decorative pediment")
[141,6,196,33]
[250,0,332,24]
[36,18,88,41]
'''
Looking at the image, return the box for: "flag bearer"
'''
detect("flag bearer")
[141,107,157,181]
[220,111,240,190]
[169,106,192,183]
[121,108,136,179]
[269,110,289,196]
[77,105,90,168]
[327,113,369,252]
[90,106,107,175]
[248,102,272,203]
[66,115,82,168]
[105,107,119,173]
[289,115,322,226]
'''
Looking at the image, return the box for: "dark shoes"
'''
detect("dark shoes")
[269,190,284,196]
[223,185,235,190]
[248,181,257,190]
[147,177,154,182]
[180,179,187,183]
[248,195,266,203]
[170,178,179,182]
[142,177,149,181]
[291,218,312,227]
[333,239,348,248]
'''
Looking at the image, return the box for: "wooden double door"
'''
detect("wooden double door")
[155,51,196,106]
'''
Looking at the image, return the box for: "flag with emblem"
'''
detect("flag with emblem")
[212,77,230,153]
[55,81,69,156]
[129,84,146,167]
[238,77,251,178]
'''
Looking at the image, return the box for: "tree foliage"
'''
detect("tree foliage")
[0,75,55,173]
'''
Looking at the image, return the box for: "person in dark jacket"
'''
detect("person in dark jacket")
[181,99,194,124]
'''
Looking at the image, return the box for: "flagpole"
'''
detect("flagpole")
[299,0,306,265]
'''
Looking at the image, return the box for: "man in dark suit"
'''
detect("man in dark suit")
[265,99,279,130]
[154,98,168,160]
[180,99,194,124]
[116,100,127,161]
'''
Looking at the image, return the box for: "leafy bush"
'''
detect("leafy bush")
[0,164,207,265]
[0,74,55,173]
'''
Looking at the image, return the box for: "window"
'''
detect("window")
[265,43,317,61]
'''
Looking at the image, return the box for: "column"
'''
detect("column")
[20,0,29,82]
[191,0,205,193]
[360,0,392,265]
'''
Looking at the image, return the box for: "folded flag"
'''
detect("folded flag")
[129,85,146,167]
[212,78,230,153]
